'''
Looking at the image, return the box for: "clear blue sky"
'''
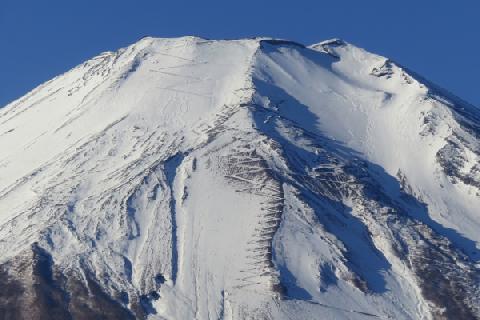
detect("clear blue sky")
[1,0,479,107]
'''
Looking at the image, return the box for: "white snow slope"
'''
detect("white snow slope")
[0,36,479,320]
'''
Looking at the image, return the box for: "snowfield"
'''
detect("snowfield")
[0,36,479,319]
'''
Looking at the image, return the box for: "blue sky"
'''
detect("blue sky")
[1,0,479,107]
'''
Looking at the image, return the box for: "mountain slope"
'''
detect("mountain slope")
[0,36,478,320]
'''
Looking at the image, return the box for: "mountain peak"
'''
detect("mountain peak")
[0,36,479,319]
[312,37,347,47]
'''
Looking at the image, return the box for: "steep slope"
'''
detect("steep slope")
[0,36,478,320]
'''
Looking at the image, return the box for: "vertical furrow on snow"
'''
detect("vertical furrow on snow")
[163,153,185,283]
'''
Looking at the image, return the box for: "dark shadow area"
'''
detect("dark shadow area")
[276,261,313,300]
[319,263,338,293]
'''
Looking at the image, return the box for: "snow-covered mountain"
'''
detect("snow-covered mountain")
[0,36,479,320]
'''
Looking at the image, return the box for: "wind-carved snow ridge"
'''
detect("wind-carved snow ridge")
[0,36,479,319]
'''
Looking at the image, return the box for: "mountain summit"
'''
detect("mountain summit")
[0,36,479,319]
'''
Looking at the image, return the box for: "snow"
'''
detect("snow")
[0,36,479,319]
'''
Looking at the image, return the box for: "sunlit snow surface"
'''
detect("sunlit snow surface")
[0,37,479,319]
